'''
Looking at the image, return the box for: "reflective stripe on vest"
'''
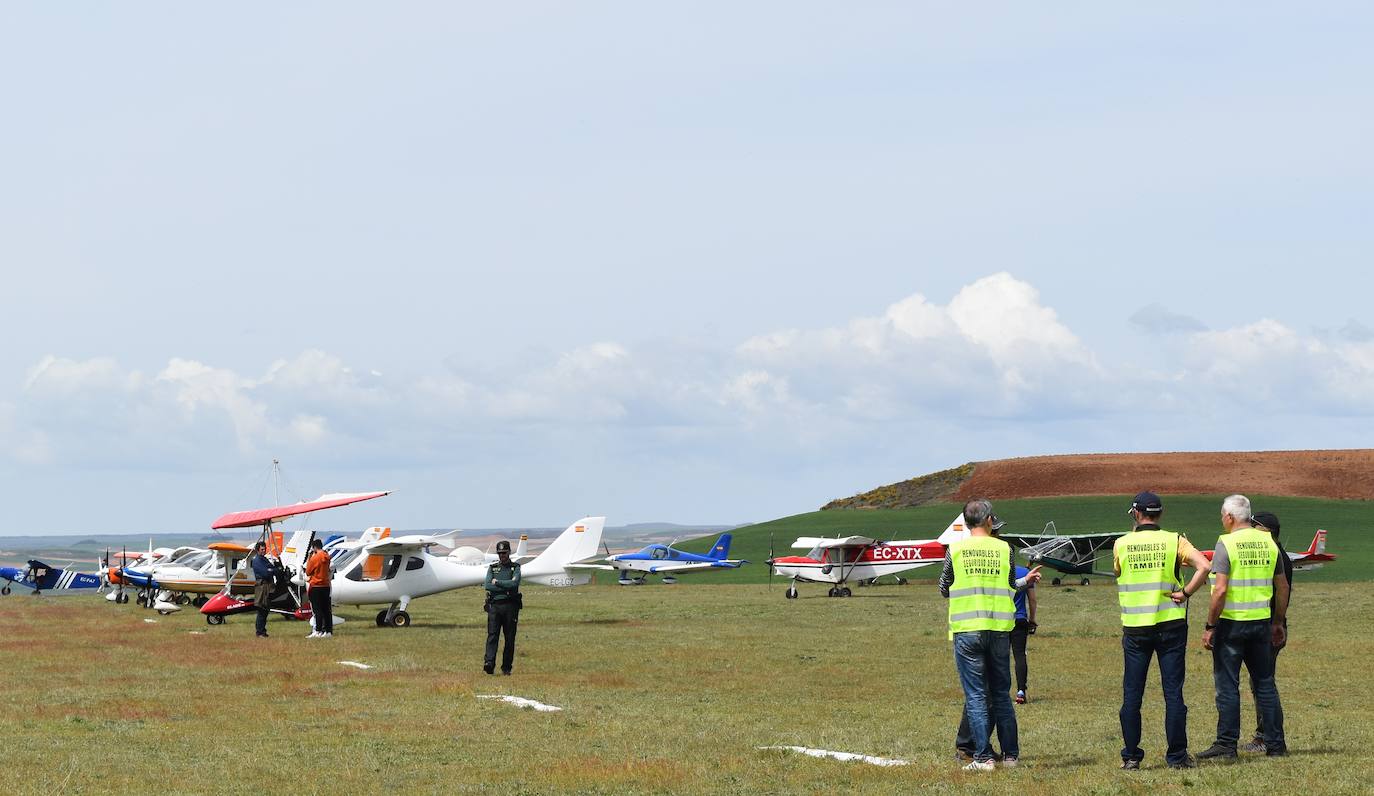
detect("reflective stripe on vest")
[1217,527,1277,621]
[948,535,1015,638]
[1114,530,1185,627]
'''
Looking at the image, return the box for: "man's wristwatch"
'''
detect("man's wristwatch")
[1204,623,1217,631]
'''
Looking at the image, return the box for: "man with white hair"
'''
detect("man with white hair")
[1198,494,1289,760]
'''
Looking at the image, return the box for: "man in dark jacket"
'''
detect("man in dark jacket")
[249,541,274,638]
[483,540,521,675]
[1245,511,1293,753]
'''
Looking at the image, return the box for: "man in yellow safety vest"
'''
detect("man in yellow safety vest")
[1113,491,1212,770]
[939,498,1042,771]
[1198,494,1289,760]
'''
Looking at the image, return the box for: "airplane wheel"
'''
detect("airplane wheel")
[206,615,224,626]
[1,586,9,595]
[158,609,172,616]
[116,592,128,604]
[840,587,852,597]
[136,595,147,607]
[1051,577,1062,587]
[376,610,389,627]
[896,578,908,585]
[192,596,208,607]
[785,588,798,600]
[175,594,189,605]
[1080,578,1091,586]
[389,610,411,628]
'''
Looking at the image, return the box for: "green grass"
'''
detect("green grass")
[2,581,1368,794]
[667,495,1370,584]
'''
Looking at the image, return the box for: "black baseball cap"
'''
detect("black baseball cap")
[495,540,512,553]
[1128,491,1163,515]
[1252,511,1280,535]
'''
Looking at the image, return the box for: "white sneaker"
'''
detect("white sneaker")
[307,631,320,638]
[963,759,996,772]
[320,632,332,638]
[1001,756,1019,768]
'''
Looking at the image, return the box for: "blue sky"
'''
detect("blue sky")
[2,4,1371,534]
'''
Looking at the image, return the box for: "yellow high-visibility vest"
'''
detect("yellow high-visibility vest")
[1114,530,1186,627]
[948,535,1016,638]
[1217,527,1278,621]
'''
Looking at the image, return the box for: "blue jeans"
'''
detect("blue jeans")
[1213,619,1284,750]
[1120,622,1189,765]
[953,630,1018,762]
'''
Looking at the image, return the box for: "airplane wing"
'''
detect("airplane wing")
[1004,531,1126,577]
[211,491,390,529]
[364,530,459,556]
[791,536,875,549]
[564,563,618,571]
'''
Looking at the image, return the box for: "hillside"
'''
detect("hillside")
[823,449,1374,510]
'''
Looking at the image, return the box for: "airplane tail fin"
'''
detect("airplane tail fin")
[515,535,529,560]
[1308,529,1327,556]
[707,533,732,560]
[524,517,606,586]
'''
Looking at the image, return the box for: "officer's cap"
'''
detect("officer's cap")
[1252,511,1280,536]
[1129,491,1163,515]
[495,540,512,553]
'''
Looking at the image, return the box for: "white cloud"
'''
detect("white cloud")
[5,274,1373,480]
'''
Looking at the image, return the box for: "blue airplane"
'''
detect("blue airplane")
[569,533,746,584]
[1,559,104,596]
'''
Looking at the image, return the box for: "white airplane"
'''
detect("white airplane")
[329,517,605,627]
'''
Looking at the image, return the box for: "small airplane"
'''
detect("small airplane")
[1,559,105,596]
[767,534,945,599]
[1282,529,1337,569]
[568,533,746,584]
[329,516,606,627]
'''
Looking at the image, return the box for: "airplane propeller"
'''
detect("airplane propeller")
[766,532,775,591]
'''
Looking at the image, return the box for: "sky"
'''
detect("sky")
[2,3,1372,534]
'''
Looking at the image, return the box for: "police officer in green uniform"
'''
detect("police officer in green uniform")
[939,499,1041,771]
[1114,491,1212,770]
[483,540,521,675]
[1198,494,1289,760]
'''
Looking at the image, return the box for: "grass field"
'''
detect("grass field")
[668,494,1371,585]
[2,577,1368,794]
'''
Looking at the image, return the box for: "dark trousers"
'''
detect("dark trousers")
[1252,640,1283,738]
[1120,622,1190,765]
[309,586,333,634]
[254,580,271,635]
[1010,618,1029,692]
[953,630,1018,762]
[1213,619,1284,749]
[485,600,519,672]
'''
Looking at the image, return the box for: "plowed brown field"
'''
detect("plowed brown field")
[952,449,1374,502]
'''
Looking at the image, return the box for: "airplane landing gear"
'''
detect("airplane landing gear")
[1,586,10,595]
[206,614,224,626]
[1080,577,1091,586]
[785,584,798,600]
[1051,577,1062,586]
[826,587,853,597]
[192,596,208,607]
[661,576,678,585]
[379,599,412,627]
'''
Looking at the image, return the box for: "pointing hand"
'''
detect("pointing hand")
[1026,565,1043,584]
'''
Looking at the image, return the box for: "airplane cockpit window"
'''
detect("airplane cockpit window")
[650,547,668,560]
[179,551,212,570]
[345,554,404,582]
[807,545,824,561]
[405,557,424,571]
[669,550,680,560]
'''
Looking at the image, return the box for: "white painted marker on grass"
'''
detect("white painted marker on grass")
[758,746,909,767]
[477,695,562,712]
[338,661,373,670]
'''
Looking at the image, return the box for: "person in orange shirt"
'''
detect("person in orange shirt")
[304,538,334,639]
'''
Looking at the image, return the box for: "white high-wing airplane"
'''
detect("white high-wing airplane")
[329,516,605,627]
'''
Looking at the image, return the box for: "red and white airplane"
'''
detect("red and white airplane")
[767,535,946,599]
